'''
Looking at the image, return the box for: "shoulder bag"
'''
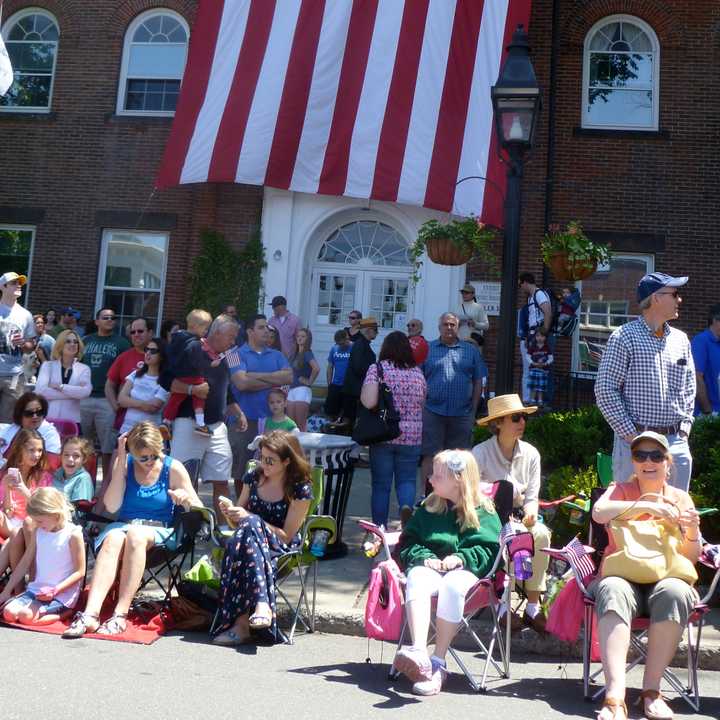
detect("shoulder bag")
[352,363,401,445]
[601,492,698,585]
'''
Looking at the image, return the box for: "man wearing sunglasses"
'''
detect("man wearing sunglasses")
[596,272,696,491]
[80,309,130,482]
[0,272,37,423]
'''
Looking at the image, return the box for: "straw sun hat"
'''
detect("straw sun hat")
[476,393,538,425]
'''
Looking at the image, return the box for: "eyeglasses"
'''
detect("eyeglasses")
[99,315,116,321]
[129,329,146,335]
[461,290,474,294]
[509,413,528,423]
[23,408,45,418]
[134,454,158,464]
[145,347,160,355]
[260,455,277,466]
[657,290,680,298]
[65,339,79,345]
[631,449,666,463]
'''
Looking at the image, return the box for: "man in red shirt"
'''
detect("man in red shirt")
[407,318,429,365]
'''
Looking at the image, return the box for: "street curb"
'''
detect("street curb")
[310,611,720,671]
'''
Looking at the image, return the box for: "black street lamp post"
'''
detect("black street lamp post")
[491,25,541,395]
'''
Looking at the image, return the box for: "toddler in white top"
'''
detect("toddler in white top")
[0,487,85,624]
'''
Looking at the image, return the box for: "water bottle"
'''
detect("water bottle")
[513,549,533,580]
[310,529,330,557]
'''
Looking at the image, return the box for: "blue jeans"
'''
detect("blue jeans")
[369,443,421,527]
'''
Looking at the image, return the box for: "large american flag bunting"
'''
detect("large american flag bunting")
[157,0,532,224]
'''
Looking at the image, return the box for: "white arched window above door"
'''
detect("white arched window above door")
[312,220,411,332]
[582,15,659,130]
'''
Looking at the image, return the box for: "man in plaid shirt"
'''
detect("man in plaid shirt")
[595,272,696,490]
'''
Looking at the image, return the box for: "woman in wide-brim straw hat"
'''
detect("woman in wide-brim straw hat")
[472,393,552,633]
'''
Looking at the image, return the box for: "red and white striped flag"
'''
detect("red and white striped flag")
[564,537,596,581]
[157,0,532,224]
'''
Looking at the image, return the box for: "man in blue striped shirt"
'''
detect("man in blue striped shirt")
[595,273,696,490]
[420,312,485,484]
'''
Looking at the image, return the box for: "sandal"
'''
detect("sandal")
[212,628,250,646]
[248,611,272,630]
[96,612,128,636]
[598,697,627,720]
[62,611,100,639]
[640,689,673,720]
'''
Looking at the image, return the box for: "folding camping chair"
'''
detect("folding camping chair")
[543,499,720,711]
[361,480,534,693]
[204,466,337,643]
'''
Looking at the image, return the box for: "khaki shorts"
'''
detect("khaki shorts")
[591,575,698,628]
[79,396,117,454]
[170,418,232,483]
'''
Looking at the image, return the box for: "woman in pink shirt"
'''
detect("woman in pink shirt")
[361,331,426,546]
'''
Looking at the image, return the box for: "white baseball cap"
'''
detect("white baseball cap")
[0,272,27,286]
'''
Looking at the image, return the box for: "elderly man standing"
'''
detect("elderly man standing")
[229,314,291,496]
[342,317,378,427]
[406,318,429,365]
[691,303,720,417]
[596,272,696,491]
[420,312,484,484]
[160,314,247,515]
[267,295,300,358]
[0,272,36,422]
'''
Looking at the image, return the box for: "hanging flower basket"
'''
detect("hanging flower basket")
[541,221,611,282]
[409,217,497,284]
[426,236,473,266]
[547,252,597,281]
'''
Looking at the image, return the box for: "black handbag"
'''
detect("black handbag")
[352,363,401,445]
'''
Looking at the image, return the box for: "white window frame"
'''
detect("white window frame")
[572,252,654,374]
[0,8,60,114]
[115,8,189,117]
[95,229,169,331]
[0,224,36,306]
[582,14,660,131]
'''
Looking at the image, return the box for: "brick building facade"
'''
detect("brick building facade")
[1,0,716,401]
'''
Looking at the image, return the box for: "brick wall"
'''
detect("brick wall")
[468,0,720,399]
[0,0,263,325]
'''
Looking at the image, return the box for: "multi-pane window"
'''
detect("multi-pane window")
[117,10,189,115]
[97,230,168,332]
[583,16,659,130]
[0,10,59,111]
[317,221,411,266]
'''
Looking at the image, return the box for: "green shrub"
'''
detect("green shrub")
[545,465,598,501]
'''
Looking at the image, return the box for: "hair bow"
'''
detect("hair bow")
[446,452,467,474]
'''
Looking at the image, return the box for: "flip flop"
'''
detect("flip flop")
[248,611,272,630]
[96,612,128,636]
[212,628,250,646]
[62,611,100,639]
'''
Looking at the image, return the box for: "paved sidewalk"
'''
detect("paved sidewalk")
[308,467,720,670]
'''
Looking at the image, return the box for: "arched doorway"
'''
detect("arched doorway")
[308,219,412,384]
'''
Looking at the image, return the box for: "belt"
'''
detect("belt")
[635,423,682,436]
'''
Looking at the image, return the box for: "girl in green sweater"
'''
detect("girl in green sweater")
[394,449,501,696]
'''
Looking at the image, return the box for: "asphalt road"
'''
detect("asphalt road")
[2,626,719,720]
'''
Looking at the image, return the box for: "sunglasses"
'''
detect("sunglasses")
[99,315,116,321]
[23,408,45,418]
[145,347,160,355]
[349,315,361,320]
[129,329,146,335]
[65,338,79,345]
[509,413,528,423]
[260,455,277,466]
[632,449,666,463]
[134,454,158,464]
[658,290,680,299]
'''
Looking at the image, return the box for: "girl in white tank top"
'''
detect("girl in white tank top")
[0,487,85,625]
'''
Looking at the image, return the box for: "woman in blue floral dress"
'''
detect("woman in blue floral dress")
[213,431,313,645]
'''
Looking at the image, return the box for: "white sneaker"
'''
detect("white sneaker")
[412,663,447,696]
[393,646,432,683]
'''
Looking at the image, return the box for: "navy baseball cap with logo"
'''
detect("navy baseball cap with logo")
[636,272,688,303]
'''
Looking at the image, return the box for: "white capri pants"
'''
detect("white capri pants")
[405,565,479,623]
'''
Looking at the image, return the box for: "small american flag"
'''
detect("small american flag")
[564,537,596,580]
[224,346,243,371]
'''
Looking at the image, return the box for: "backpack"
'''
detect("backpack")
[520,288,560,339]
[365,559,405,641]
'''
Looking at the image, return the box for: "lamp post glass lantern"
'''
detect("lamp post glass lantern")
[491,25,541,396]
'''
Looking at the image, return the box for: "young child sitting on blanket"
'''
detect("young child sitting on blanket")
[0,487,85,625]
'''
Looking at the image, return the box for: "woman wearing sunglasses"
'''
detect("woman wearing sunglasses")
[117,337,169,434]
[590,431,701,720]
[62,421,202,637]
[35,330,91,426]
[472,393,551,633]
[0,392,62,458]
[213,430,313,646]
